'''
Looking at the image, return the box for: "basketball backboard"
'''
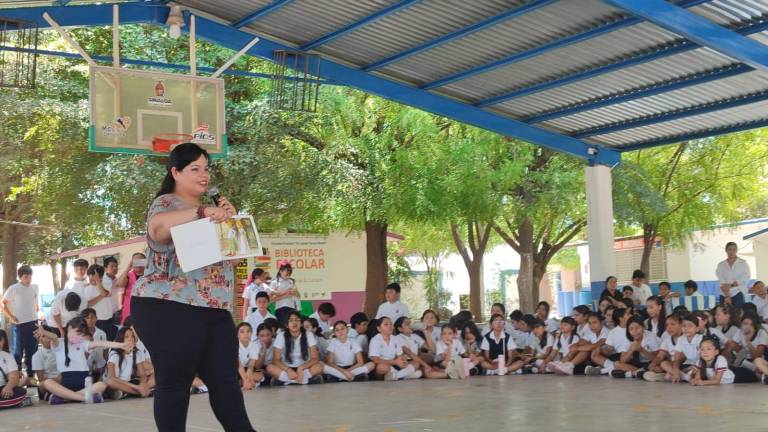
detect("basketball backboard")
[89,66,226,158]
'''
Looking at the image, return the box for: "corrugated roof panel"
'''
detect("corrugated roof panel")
[434,21,683,103]
[584,99,768,147]
[690,0,768,24]
[245,0,396,46]
[183,0,273,24]
[537,70,768,133]
[370,0,624,85]
[319,0,524,69]
[487,48,736,118]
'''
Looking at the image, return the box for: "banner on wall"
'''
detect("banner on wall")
[234,259,248,319]
[265,235,330,300]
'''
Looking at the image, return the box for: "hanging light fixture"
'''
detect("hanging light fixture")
[166,5,184,39]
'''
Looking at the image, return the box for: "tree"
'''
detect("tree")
[398,222,453,310]
[614,132,768,277]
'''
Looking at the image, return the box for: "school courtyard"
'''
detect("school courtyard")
[4,376,767,432]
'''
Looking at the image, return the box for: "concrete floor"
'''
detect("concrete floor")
[3,376,768,432]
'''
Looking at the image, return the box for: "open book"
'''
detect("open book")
[171,215,263,272]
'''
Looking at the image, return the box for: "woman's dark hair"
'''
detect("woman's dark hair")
[393,316,409,335]
[0,329,8,353]
[536,301,551,315]
[256,323,273,335]
[366,318,381,339]
[490,303,506,315]
[605,275,617,285]
[489,313,505,326]
[645,296,667,338]
[587,311,604,322]
[714,304,738,333]
[303,317,323,337]
[556,316,576,350]
[460,322,481,344]
[64,316,91,368]
[742,303,758,317]
[573,305,590,317]
[613,306,630,325]
[155,143,210,198]
[529,319,548,350]
[626,316,646,341]
[113,326,138,379]
[421,309,439,324]
[620,298,635,309]
[741,314,762,342]
[276,262,294,283]
[283,311,309,363]
[698,335,721,378]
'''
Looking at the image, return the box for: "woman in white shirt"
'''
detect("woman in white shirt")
[716,242,751,309]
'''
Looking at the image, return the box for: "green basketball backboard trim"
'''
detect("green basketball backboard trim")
[89,125,228,159]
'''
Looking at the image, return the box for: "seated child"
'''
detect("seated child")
[543,317,581,375]
[610,316,660,379]
[686,336,756,385]
[324,321,374,382]
[32,325,61,402]
[104,326,151,399]
[303,317,329,360]
[0,329,28,409]
[369,317,422,381]
[348,312,370,357]
[268,311,324,385]
[394,317,445,379]
[252,324,275,387]
[237,323,260,391]
[480,314,523,375]
[435,325,469,379]
[245,292,276,341]
[309,303,336,336]
[523,319,554,374]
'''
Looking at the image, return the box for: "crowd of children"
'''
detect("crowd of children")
[2,262,768,411]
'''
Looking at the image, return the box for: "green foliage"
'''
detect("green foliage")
[550,247,580,270]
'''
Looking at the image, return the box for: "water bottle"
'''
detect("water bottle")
[84,376,93,404]
[497,355,507,375]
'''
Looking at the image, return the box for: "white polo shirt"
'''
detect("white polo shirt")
[731,329,768,357]
[274,331,317,367]
[52,338,91,373]
[3,282,39,324]
[245,309,276,340]
[435,339,465,361]
[327,338,362,367]
[605,326,630,353]
[31,346,59,379]
[375,301,410,321]
[103,275,120,315]
[398,333,425,354]
[704,355,735,384]
[528,333,555,355]
[631,283,653,304]
[85,283,113,320]
[52,279,88,323]
[678,334,703,365]
[368,334,403,360]
[716,257,751,297]
[254,340,274,366]
[269,278,300,310]
[238,341,259,368]
[0,351,18,386]
[555,333,581,356]
[751,293,768,317]
[106,349,136,381]
[309,312,333,334]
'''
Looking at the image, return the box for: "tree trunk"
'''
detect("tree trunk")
[2,224,19,293]
[364,221,388,318]
[640,224,656,279]
[468,260,484,322]
[532,261,548,307]
[49,260,60,292]
[516,218,535,313]
[59,259,68,292]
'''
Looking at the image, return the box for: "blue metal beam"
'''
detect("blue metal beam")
[604,0,768,73]
[299,0,422,51]
[6,3,620,166]
[0,2,168,26]
[421,0,710,90]
[232,0,294,29]
[572,91,768,139]
[0,45,331,82]
[619,118,768,152]
[362,0,558,72]
[526,64,752,123]
[474,19,768,108]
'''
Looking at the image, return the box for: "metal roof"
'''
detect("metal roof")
[4,0,768,166]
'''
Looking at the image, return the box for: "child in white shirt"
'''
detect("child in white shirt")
[375,283,410,322]
[324,321,374,382]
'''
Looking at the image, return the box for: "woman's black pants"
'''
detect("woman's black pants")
[132,297,255,432]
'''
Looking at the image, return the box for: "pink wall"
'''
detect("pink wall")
[311,291,365,322]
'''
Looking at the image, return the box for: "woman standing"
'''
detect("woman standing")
[131,143,255,432]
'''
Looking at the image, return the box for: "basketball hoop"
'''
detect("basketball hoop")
[152,133,193,153]
[0,17,38,89]
[269,50,321,113]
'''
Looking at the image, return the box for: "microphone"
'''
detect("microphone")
[206,187,221,206]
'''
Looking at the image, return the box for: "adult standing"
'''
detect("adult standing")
[716,241,751,309]
[117,252,145,325]
[598,276,623,307]
[130,143,255,432]
[2,265,39,380]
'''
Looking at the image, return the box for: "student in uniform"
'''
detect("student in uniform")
[643,314,683,382]
[460,322,484,374]
[236,323,260,391]
[418,309,441,364]
[562,312,608,375]
[81,308,108,376]
[610,316,660,379]
[644,296,667,339]
[347,312,370,356]
[303,317,329,361]
[32,325,60,401]
[394,317,445,379]
[657,282,679,315]
[245,292,275,341]
[535,302,559,334]
[375,283,410,322]
[659,313,702,383]
[480,304,514,336]
[603,306,617,330]
[269,311,323,385]
[121,317,156,391]
[0,329,28,409]
[586,307,632,376]
[2,265,39,382]
[52,258,89,336]
[752,353,768,384]
[498,310,527,348]
[270,261,301,326]
[104,326,151,399]
[369,316,422,381]
[324,321,374,382]
[84,264,116,341]
[241,269,269,320]
[684,280,705,303]
[252,324,274,387]
[435,325,468,379]
[35,317,131,404]
[480,314,523,375]
[749,281,768,320]
[544,317,581,375]
[572,306,591,340]
[309,303,336,336]
[523,319,554,374]
[711,304,740,353]
[687,336,756,385]
[730,315,767,366]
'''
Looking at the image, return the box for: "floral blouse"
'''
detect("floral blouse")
[133,193,235,310]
